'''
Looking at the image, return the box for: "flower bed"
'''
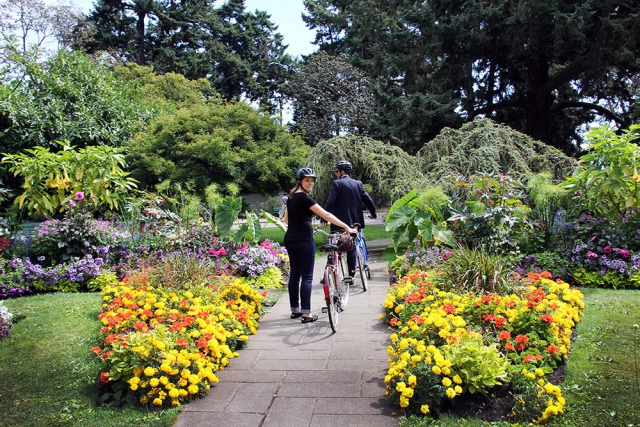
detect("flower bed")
[382,270,584,423]
[91,271,265,407]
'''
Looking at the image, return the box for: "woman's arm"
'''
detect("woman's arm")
[310,204,357,235]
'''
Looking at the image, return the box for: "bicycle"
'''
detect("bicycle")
[352,222,371,291]
[314,228,353,332]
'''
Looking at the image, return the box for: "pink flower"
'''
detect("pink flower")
[603,246,612,253]
[617,249,630,258]
[69,200,76,207]
[587,251,598,259]
[75,192,85,201]
[208,248,227,257]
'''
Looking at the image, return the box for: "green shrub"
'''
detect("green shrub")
[437,246,518,294]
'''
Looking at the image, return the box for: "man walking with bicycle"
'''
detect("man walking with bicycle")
[322,160,377,279]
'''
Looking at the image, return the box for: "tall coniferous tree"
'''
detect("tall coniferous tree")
[79,0,292,111]
[303,0,640,155]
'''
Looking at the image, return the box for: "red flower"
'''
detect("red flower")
[90,346,102,355]
[504,342,515,352]
[540,314,554,324]
[176,338,189,348]
[443,303,456,314]
[546,344,560,355]
[499,331,511,341]
[100,371,110,383]
[494,316,508,329]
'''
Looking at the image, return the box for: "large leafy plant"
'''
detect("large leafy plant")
[2,143,138,216]
[385,188,456,252]
[563,124,640,217]
[447,173,532,255]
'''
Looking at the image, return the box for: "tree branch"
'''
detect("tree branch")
[551,101,625,124]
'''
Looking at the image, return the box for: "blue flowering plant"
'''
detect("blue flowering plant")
[0,254,112,295]
[389,238,452,277]
[223,240,289,285]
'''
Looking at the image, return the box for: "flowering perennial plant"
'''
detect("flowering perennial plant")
[389,238,451,277]
[91,272,264,407]
[0,301,13,340]
[382,270,584,423]
[0,254,111,296]
[223,240,289,288]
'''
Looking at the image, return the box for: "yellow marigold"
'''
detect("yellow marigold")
[399,396,409,408]
[441,366,451,376]
[149,378,160,387]
[144,366,157,377]
[396,382,407,392]
[128,376,140,385]
[442,377,452,387]
[445,387,456,399]
[453,375,462,384]
[188,384,199,395]
[153,398,163,406]
[535,368,545,377]
[432,365,442,375]
[188,374,200,384]
[407,375,417,387]
[454,385,462,394]
[420,404,430,414]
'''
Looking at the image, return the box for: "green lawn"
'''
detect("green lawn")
[0,293,180,427]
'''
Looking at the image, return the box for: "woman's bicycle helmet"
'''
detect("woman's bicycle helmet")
[296,167,318,181]
[334,160,352,173]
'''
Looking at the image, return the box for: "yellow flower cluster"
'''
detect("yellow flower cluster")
[94,276,264,407]
[382,271,584,422]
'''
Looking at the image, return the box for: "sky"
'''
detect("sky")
[67,0,317,58]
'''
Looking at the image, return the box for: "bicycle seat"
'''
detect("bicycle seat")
[320,244,339,252]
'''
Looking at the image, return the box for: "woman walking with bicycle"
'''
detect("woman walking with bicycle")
[284,167,357,324]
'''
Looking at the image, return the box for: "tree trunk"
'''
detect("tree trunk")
[136,11,145,65]
[525,55,560,151]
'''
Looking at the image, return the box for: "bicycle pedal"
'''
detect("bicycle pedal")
[344,277,354,284]
[321,307,328,313]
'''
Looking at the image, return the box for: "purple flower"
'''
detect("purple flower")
[75,192,85,201]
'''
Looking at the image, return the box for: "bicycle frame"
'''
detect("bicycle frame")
[314,229,351,332]
[352,223,371,290]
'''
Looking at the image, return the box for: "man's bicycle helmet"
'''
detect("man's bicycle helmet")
[296,167,318,181]
[334,160,352,173]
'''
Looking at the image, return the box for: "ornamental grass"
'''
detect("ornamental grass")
[382,270,585,424]
[92,270,265,408]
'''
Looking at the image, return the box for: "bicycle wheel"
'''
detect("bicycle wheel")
[362,237,371,279]
[357,247,368,291]
[337,253,350,310]
[324,268,339,332]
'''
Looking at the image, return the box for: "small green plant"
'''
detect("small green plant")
[87,272,119,292]
[443,333,510,394]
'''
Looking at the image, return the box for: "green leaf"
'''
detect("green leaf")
[215,196,242,240]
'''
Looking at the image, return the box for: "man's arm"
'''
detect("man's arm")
[360,183,377,218]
